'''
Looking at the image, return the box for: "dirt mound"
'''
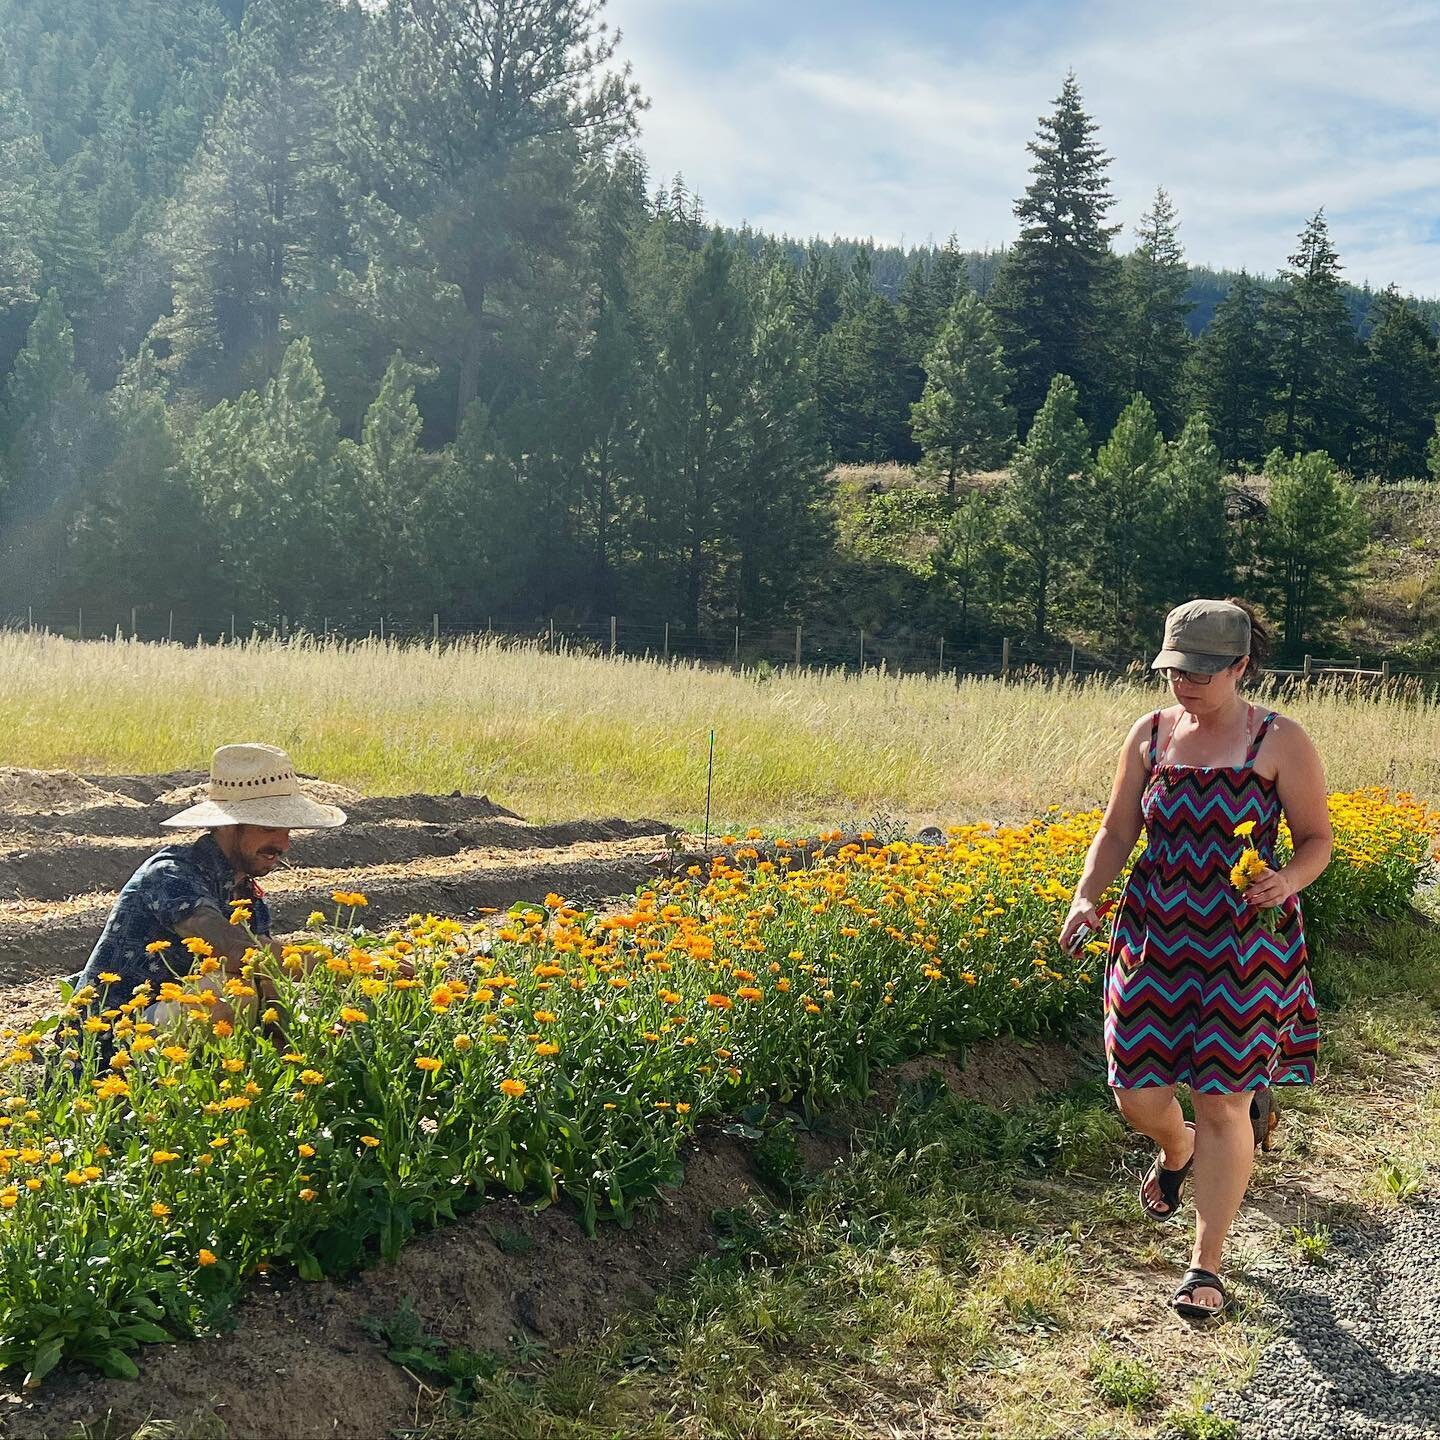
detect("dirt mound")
[0,1035,1091,1440]
[0,768,144,816]
[0,1135,763,1440]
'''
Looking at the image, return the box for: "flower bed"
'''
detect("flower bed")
[0,789,1434,1385]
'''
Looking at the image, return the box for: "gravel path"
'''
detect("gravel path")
[1221,1200,1440,1438]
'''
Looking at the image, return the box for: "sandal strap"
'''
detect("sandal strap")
[1175,1267,1225,1299]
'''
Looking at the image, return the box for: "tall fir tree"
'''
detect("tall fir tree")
[1358,285,1440,482]
[1121,187,1191,434]
[650,231,749,637]
[1264,210,1358,461]
[1149,413,1234,613]
[989,74,1121,432]
[930,488,1001,641]
[1087,393,1165,657]
[910,292,1015,496]
[1186,271,1273,470]
[726,255,833,625]
[815,294,915,462]
[1000,372,1092,646]
[1255,448,1368,654]
[159,0,352,392]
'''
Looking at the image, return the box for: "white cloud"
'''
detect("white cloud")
[605,0,1440,292]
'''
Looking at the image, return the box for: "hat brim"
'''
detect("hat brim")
[161,795,347,830]
[1151,649,1244,675]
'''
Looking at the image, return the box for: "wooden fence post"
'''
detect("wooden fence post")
[548,618,555,649]
[610,615,617,654]
[1069,644,1076,674]
[795,624,802,667]
[169,611,175,643]
[1381,660,1391,683]
[859,628,865,671]
[1001,637,1010,675]
[433,613,440,644]
[1303,654,1313,681]
[130,605,137,639]
[733,625,740,667]
[663,622,670,660]
[938,635,944,674]
[77,607,82,641]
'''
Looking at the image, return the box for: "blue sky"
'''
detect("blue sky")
[604,0,1440,293]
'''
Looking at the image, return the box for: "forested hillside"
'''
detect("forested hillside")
[1,0,1438,660]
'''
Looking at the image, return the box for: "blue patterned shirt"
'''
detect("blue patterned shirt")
[74,834,271,1006]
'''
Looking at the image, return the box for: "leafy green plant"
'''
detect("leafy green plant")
[1087,1342,1161,1412]
[363,1298,501,1411]
[1289,1219,1331,1264]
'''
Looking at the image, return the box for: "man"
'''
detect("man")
[71,743,346,1028]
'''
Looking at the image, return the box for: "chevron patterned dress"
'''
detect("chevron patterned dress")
[1105,709,1319,1094]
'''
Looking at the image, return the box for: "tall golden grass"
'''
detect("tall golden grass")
[1,631,1436,824]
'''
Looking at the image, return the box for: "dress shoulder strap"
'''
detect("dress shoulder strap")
[1244,709,1279,769]
[1146,711,1162,771]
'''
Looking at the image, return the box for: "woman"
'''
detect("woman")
[1060,598,1331,1320]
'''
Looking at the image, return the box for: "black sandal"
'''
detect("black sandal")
[1139,1122,1195,1221]
[1171,1267,1228,1320]
[1250,1087,1279,1151]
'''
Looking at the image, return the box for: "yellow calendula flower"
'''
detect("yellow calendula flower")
[150,1150,180,1165]
[360,1135,380,1148]
[415,1056,443,1074]
[453,1034,473,1052]
[198,1249,217,1266]
[499,1078,526,1098]
[297,1143,316,1159]
[151,1202,171,1219]
[339,1008,368,1025]
[299,1070,324,1087]
[145,940,172,954]
[98,972,121,984]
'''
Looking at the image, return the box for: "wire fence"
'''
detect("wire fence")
[5,602,1440,691]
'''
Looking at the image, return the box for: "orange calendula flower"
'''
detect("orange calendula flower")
[415,1056,443,1073]
[198,1249,218,1266]
[706,994,733,1010]
[151,1202,171,1219]
[299,1070,324,1086]
[298,1143,316,1159]
[360,1135,380,1148]
[499,1078,526,1098]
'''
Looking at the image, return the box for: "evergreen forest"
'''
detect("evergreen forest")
[1,0,1436,659]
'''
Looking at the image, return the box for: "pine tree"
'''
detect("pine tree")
[1149,413,1234,612]
[1121,187,1191,434]
[1358,286,1440,482]
[930,488,1000,641]
[1255,448,1368,653]
[727,256,832,625]
[1186,272,1273,470]
[1087,394,1165,656]
[815,294,914,462]
[1264,210,1358,461]
[160,0,351,391]
[345,0,642,427]
[910,292,1015,496]
[650,231,749,636]
[990,74,1121,431]
[1000,373,1092,646]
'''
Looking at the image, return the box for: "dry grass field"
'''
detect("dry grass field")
[2,630,1439,826]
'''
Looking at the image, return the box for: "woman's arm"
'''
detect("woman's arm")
[1245,718,1332,910]
[1060,714,1154,950]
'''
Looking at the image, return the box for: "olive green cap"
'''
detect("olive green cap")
[1151,599,1250,674]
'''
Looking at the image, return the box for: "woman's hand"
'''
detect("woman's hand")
[1060,897,1104,955]
[1244,864,1296,910]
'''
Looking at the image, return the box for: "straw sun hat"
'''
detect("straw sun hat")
[162,744,347,830]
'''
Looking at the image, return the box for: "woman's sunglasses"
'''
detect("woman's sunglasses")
[1160,660,1243,686]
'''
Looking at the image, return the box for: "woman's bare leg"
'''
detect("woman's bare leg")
[1186,1089,1256,1308]
[1113,1084,1195,1215]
